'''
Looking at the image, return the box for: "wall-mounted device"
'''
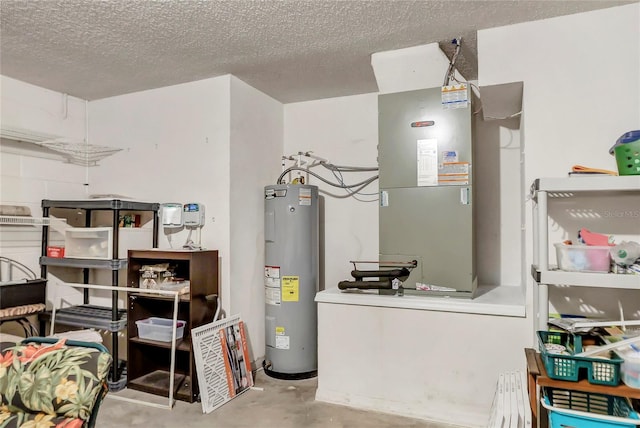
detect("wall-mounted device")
[183,203,205,227]
[160,203,183,228]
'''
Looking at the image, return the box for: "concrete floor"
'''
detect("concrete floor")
[97,370,464,428]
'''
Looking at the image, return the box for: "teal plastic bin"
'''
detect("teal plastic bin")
[538,330,623,386]
[542,387,640,428]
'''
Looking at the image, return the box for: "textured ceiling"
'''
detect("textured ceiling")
[0,1,635,103]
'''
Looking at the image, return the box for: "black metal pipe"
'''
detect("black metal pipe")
[338,279,392,290]
[350,268,410,279]
[111,209,120,383]
[40,206,49,279]
[84,210,92,304]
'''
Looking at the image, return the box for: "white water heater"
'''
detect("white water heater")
[263,184,319,379]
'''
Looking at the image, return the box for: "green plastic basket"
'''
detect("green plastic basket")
[614,139,640,175]
[538,331,623,386]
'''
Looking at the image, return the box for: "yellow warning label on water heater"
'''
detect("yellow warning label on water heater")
[281,276,299,302]
[275,326,285,336]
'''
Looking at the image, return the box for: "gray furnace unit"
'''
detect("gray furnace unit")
[378,86,476,297]
[263,184,319,379]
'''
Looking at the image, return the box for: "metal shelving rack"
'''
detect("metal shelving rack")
[530,175,640,331]
[39,199,159,390]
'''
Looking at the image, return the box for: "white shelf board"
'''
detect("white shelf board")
[315,285,525,317]
[0,215,50,226]
[533,265,640,289]
[534,175,640,193]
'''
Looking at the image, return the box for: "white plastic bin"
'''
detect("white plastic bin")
[65,227,112,259]
[64,226,152,259]
[135,317,185,342]
[619,348,640,389]
[554,244,612,272]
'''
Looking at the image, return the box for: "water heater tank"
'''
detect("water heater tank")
[264,184,319,379]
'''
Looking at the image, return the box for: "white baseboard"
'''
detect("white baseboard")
[315,387,487,428]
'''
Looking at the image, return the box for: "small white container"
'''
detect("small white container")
[64,226,152,259]
[135,317,185,342]
[65,227,113,259]
[618,348,640,389]
[554,244,611,272]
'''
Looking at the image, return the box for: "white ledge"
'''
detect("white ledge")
[315,284,526,317]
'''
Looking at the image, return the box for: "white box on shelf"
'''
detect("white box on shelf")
[64,227,112,259]
[64,227,153,259]
[554,243,611,273]
[136,317,185,342]
[618,348,640,389]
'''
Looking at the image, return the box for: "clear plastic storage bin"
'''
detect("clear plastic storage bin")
[135,317,185,342]
[554,244,612,272]
[64,226,152,259]
[65,227,112,259]
[618,348,640,389]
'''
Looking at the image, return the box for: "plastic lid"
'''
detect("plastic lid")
[618,130,640,144]
[620,349,640,360]
[609,130,640,155]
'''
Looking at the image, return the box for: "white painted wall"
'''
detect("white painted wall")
[479,3,640,319]
[88,75,233,312]
[313,4,639,426]
[0,77,88,309]
[283,93,380,290]
[1,76,87,144]
[89,75,284,362]
[1,3,637,422]
[479,4,639,182]
[302,87,530,428]
[317,303,531,427]
[1,73,285,363]
[229,75,283,362]
[0,77,90,220]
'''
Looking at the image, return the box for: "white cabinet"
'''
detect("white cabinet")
[530,175,640,331]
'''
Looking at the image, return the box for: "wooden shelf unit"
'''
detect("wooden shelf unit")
[525,348,640,427]
[126,249,219,403]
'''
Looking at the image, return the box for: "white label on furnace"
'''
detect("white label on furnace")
[441,150,458,163]
[441,83,469,110]
[299,188,311,206]
[417,139,438,187]
[275,335,290,350]
[438,162,470,186]
[265,287,281,306]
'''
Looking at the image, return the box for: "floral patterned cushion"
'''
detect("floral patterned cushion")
[0,409,84,428]
[0,339,112,428]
